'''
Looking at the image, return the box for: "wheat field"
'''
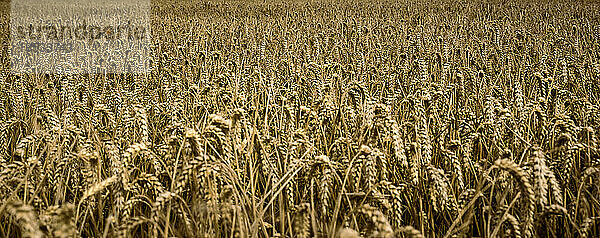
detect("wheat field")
[1,0,599,237]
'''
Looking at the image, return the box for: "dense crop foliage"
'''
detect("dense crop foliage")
[1,0,599,237]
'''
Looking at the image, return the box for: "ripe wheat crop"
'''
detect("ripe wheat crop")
[1,0,599,237]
